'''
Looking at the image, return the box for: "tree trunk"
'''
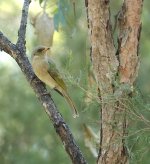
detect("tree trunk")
[85,0,143,163]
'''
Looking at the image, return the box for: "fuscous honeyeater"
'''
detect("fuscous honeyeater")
[31,45,79,118]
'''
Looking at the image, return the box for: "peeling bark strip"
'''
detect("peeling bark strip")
[85,0,143,164]
[0,0,87,163]
[87,0,118,94]
[118,0,143,84]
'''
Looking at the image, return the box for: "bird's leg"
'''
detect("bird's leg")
[30,75,46,87]
[30,75,50,96]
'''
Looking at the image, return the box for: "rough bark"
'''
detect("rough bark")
[118,0,143,84]
[0,0,87,163]
[85,0,143,163]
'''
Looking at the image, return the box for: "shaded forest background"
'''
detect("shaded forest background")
[0,0,150,163]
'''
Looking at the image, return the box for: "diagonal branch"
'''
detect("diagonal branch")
[0,32,17,58]
[0,0,87,163]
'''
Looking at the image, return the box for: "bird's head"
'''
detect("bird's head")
[32,45,50,57]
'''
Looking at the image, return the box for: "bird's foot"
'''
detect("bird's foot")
[30,75,46,87]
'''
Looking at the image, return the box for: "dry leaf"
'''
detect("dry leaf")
[31,12,54,47]
[83,124,99,157]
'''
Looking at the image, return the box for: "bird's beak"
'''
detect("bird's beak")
[44,47,50,52]
[46,47,50,50]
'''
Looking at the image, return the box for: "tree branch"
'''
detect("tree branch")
[0,0,87,163]
[16,0,30,51]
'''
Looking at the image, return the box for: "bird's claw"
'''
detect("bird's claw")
[30,75,46,87]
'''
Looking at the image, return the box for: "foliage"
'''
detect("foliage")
[0,0,150,163]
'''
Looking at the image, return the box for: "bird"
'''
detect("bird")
[31,45,79,118]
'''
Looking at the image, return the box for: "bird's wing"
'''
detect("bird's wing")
[47,58,67,91]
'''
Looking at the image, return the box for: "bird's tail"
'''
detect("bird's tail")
[63,91,79,118]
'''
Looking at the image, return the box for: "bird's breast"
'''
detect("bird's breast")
[32,56,49,78]
[32,56,58,89]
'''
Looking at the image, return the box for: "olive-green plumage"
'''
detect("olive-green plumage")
[31,45,79,118]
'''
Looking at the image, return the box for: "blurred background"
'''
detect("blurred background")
[0,0,150,163]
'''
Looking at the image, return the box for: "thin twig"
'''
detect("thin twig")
[16,0,31,51]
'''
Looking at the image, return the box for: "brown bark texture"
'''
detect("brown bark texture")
[85,0,143,163]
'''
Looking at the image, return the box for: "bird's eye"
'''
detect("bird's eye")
[37,48,45,52]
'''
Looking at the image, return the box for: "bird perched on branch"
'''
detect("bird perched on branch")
[31,45,79,118]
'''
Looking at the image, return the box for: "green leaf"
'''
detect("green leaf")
[39,0,44,4]
[53,3,66,31]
